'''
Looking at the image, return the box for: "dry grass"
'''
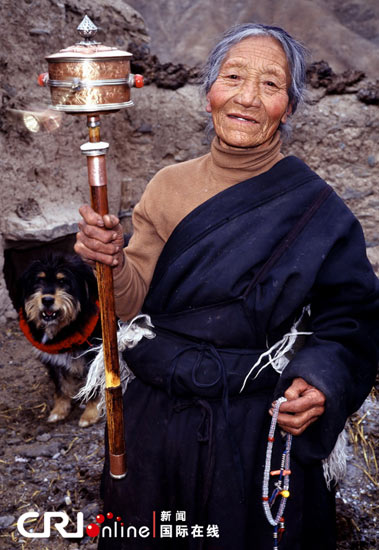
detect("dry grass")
[347,386,378,490]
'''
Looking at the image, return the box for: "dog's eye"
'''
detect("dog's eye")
[56,273,67,286]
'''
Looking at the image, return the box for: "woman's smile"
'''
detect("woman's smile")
[228,113,259,123]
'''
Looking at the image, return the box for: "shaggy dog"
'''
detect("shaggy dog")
[17,253,101,427]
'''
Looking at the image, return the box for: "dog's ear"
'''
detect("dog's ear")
[87,271,99,302]
[15,263,36,310]
[73,257,98,302]
[15,273,26,311]
[84,271,98,302]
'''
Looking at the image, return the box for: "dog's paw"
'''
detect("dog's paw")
[47,396,71,423]
[78,399,101,428]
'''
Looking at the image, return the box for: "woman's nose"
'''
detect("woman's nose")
[234,79,261,108]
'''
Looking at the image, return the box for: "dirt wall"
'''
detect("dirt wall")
[1,0,378,322]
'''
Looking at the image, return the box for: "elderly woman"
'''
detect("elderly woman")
[75,23,378,550]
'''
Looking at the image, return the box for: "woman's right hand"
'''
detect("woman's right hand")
[74,204,125,275]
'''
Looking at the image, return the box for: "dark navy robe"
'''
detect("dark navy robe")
[99,156,379,550]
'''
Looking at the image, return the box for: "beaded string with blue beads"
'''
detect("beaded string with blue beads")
[262,397,292,550]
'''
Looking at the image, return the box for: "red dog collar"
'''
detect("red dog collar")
[19,301,100,354]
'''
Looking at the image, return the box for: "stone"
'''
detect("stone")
[36,433,52,442]
[367,155,376,167]
[16,442,61,458]
[81,501,99,519]
[357,81,379,105]
[0,515,15,529]
[5,310,18,320]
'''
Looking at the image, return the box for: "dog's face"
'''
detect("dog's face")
[18,254,98,340]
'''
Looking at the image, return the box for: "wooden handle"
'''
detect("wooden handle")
[89,185,123,388]
[84,116,127,479]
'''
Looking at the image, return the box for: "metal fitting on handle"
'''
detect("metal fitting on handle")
[109,453,128,479]
[80,141,109,157]
[80,142,109,188]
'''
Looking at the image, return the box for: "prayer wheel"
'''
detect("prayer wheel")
[38,14,144,479]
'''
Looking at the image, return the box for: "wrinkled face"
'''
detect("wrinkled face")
[206,36,291,148]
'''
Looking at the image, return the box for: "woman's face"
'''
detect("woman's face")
[206,36,291,148]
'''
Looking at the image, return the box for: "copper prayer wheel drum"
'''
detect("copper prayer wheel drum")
[40,16,143,113]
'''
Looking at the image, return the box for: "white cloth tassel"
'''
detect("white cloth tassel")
[240,306,313,393]
[322,428,348,489]
[76,314,155,416]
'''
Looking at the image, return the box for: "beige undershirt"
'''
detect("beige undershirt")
[113,131,283,321]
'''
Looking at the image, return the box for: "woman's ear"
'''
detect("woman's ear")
[281,103,292,124]
[205,93,212,113]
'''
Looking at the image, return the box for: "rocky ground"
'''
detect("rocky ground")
[0,321,103,550]
[0,320,377,549]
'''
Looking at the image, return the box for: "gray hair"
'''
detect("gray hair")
[201,23,308,138]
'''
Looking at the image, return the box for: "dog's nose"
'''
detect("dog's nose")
[42,296,55,307]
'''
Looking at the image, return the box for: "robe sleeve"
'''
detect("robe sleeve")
[113,190,166,321]
[274,211,379,462]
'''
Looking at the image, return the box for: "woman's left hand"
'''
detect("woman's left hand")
[270,377,326,435]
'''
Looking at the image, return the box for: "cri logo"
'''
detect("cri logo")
[17,511,119,538]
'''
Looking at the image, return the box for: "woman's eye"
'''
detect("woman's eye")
[227,74,239,80]
[265,81,277,87]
